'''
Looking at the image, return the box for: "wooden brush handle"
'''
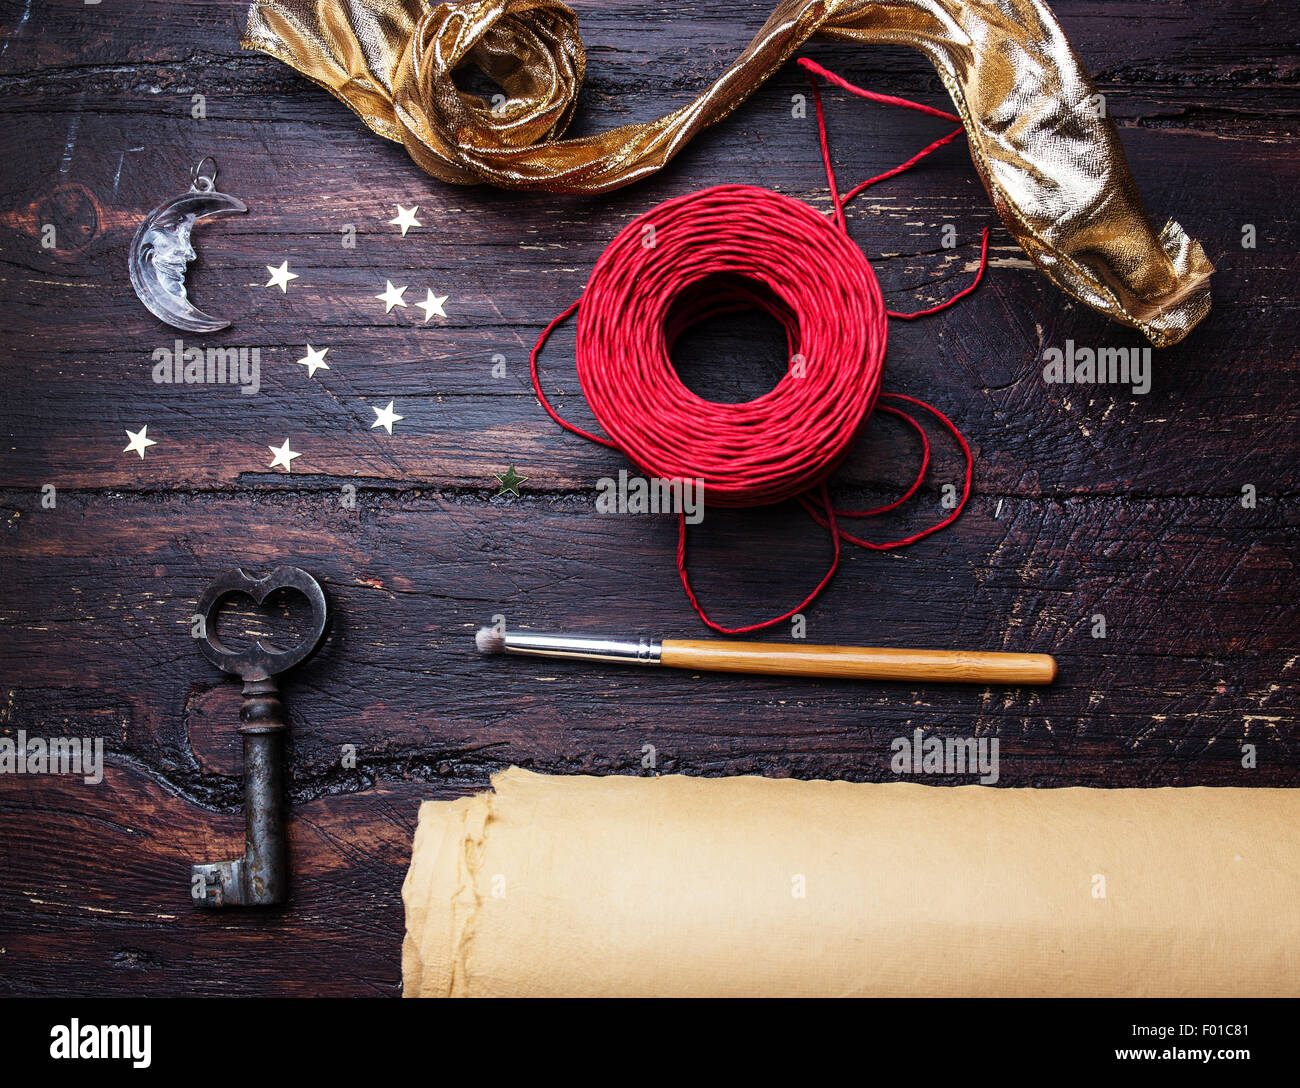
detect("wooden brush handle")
[659,640,1057,685]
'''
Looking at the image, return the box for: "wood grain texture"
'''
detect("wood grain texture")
[0,1,1296,996]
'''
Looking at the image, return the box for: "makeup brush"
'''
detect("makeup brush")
[475,627,1057,685]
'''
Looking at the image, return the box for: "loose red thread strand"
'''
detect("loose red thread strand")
[528,60,990,633]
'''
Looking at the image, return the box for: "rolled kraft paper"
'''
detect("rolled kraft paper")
[402,768,1300,997]
[242,0,1212,346]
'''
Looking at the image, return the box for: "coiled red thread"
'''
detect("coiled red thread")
[530,60,990,633]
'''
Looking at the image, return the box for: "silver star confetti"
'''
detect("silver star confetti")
[123,425,157,459]
[388,204,422,236]
[264,260,299,292]
[376,280,408,313]
[296,344,331,378]
[268,438,301,472]
[416,290,449,323]
[370,400,404,435]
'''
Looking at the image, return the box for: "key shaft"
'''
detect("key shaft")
[190,566,328,909]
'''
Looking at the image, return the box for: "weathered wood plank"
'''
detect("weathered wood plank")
[0,763,430,996]
[1,489,1294,793]
[0,110,1295,495]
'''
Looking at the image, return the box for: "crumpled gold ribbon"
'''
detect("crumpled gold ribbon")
[242,0,1211,346]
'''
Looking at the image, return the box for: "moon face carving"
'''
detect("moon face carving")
[128,168,247,333]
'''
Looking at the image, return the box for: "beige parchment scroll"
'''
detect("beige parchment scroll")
[402,768,1299,997]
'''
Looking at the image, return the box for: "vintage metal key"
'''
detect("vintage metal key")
[190,566,329,907]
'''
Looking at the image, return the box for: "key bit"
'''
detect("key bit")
[190,565,329,908]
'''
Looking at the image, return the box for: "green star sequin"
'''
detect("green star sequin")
[494,465,527,497]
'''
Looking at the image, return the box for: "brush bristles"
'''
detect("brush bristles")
[475,626,506,654]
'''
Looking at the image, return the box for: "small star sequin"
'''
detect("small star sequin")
[268,438,300,473]
[376,280,408,313]
[416,290,449,323]
[370,400,404,435]
[296,345,331,378]
[494,465,527,497]
[123,425,157,459]
[264,261,299,292]
[388,204,422,236]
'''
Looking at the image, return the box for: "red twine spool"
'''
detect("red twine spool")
[583,184,884,508]
[531,60,990,633]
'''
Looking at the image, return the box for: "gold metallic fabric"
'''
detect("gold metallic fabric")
[242,0,1212,346]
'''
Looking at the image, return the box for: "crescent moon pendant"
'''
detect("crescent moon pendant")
[129,184,247,333]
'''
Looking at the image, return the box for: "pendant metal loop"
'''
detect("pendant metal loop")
[191,156,219,193]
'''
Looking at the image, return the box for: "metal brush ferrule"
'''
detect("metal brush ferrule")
[503,632,662,665]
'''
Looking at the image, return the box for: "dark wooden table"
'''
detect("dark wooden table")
[0,1,1295,996]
